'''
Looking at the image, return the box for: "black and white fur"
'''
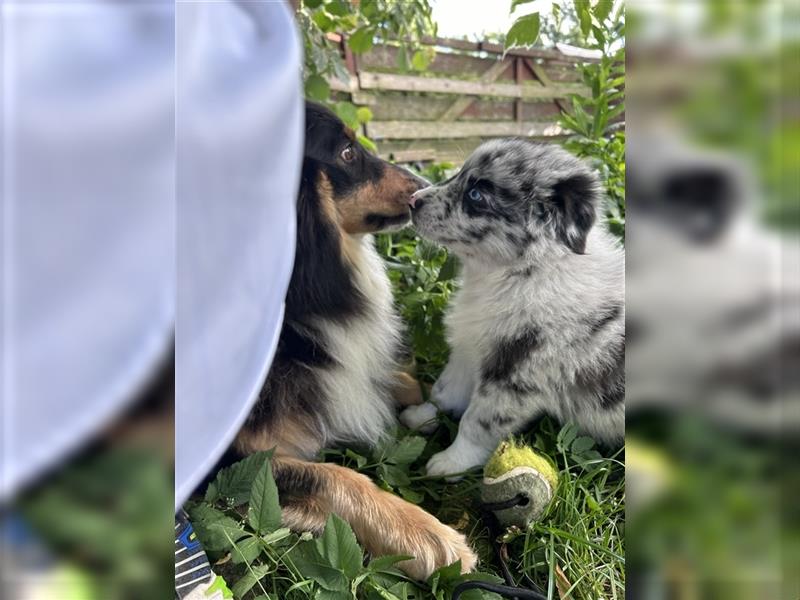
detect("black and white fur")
[400,139,625,477]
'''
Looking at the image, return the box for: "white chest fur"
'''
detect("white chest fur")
[314,234,401,446]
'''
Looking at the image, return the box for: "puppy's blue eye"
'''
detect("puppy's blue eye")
[466,187,482,202]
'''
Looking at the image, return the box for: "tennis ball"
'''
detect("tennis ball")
[481,439,558,528]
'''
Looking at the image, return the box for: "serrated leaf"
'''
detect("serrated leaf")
[289,543,349,591]
[231,564,271,599]
[348,27,375,53]
[379,464,411,488]
[315,514,363,579]
[231,535,263,565]
[387,436,426,465]
[248,458,282,535]
[505,13,540,50]
[204,450,274,505]
[305,74,330,101]
[188,504,248,552]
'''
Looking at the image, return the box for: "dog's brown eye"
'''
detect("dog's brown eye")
[340,145,355,163]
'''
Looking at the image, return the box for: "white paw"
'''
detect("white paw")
[426,436,492,480]
[400,402,438,434]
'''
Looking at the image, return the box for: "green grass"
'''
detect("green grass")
[190,210,625,599]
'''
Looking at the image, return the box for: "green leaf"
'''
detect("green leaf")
[305,74,331,102]
[505,13,541,50]
[231,564,271,599]
[379,464,411,488]
[345,448,368,468]
[509,0,536,12]
[325,0,350,17]
[436,254,458,282]
[572,435,596,454]
[575,1,592,37]
[398,486,424,504]
[188,504,248,552]
[334,101,360,130]
[316,590,352,600]
[289,543,349,591]
[593,0,614,23]
[304,0,323,7]
[367,554,414,572]
[312,11,335,32]
[204,450,274,505]
[248,458,282,535]
[262,527,293,546]
[387,436,426,465]
[230,535,263,565]
[357,135,378,153]
[315,514,363,579]
[356,106,374,124]
[411,48,434,71]
[348,28,375,54]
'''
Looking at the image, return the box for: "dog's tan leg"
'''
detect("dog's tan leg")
[272,457,477,580]
[392,370,424,407]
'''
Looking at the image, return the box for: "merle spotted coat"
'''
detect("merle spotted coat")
[401,139,624,477]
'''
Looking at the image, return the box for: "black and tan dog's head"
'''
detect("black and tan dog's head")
[287,102,426,322]
[303,101,426,234]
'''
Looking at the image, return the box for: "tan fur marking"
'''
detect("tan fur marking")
[273,457,477,580]
[335,167,414,234]
[235,418,322,460]
[392,371,424,407]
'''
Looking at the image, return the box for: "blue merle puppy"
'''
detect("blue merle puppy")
[400,139,624,477]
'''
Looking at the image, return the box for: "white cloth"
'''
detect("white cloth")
[175,0,302,509]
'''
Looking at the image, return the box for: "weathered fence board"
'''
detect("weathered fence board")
[358,72,586,100]
[367,120,565,140]
[325,36,597,164]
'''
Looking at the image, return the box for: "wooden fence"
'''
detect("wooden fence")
[326,35,596,164]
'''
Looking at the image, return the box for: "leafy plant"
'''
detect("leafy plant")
[296,0,437,147]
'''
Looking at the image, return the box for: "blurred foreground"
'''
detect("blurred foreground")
[626,1,798,598]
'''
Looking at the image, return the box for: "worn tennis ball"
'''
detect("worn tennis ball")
[481,440,558,528]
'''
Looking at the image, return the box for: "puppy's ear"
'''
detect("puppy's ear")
[550,172,598,254]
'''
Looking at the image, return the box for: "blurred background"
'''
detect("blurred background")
[625,1,798,599]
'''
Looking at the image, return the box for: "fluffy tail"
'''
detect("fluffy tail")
[272,456,477,580]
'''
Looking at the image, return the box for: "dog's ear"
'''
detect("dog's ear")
[550,172,598,254]
[286,163,365,321]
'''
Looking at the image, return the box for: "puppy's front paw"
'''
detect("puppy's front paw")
[426,438,491,480]
[425,448,477,481]
[400,402,438,434]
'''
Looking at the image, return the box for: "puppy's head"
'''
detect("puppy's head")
[409,139,600,264]
[305,102,426,234]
